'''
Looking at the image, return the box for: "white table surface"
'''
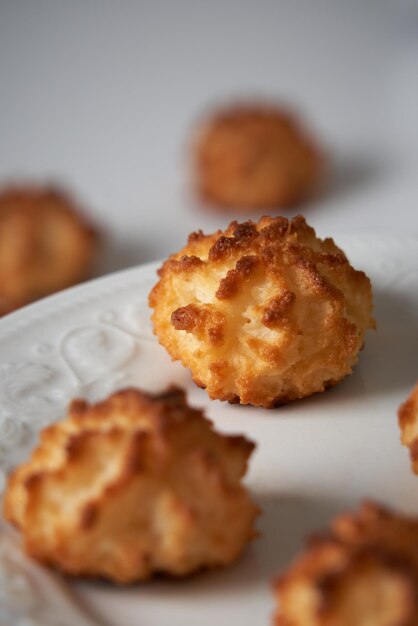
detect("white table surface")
[0,0,417,274]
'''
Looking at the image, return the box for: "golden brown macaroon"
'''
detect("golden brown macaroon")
[398,382,418,473]
[0,185,98,315]
[3,387,257,583]
[149,216,374,408]
[194,103,323,210]
[274,501,418,626]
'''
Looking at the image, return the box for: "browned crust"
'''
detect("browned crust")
[193,103,324,210]
[171,304,225,345]
[398,384,418,431]
[262,291,296,328]
[149,215,374,408]
[398,382,418,473]
[274,500,418,625]
[79,501,99,530]
[170,255,204,273]
[0,184,99,315]
[171,303,203,332]
[3,386,258,582]
[216,255,259,299]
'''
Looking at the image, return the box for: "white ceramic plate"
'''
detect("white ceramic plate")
[0,234,417,626]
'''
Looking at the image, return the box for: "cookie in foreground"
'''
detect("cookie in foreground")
[0,184,98,315]
[149,216,374,408]
[3,387,257,582]
[193,102,323,210]
[274,501,418,625]
[398,381,418,473]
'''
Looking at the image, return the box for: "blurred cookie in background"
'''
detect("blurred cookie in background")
[398,381,418,473]
[274,501,418,625]
[0,184,99,316]
[193,102,324,211]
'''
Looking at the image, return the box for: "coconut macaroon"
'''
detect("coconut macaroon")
[149,216,374,408]
[193,103,323,210]
[0,185,98,315]
[398,382,418,473]
[274,501,418,625]
[3,387,257,583]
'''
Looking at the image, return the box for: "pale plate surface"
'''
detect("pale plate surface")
[0,234,417,626]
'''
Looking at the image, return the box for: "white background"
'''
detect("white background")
[0,0,417,271]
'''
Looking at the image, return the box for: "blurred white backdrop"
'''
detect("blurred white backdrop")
[0,0,417,272]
